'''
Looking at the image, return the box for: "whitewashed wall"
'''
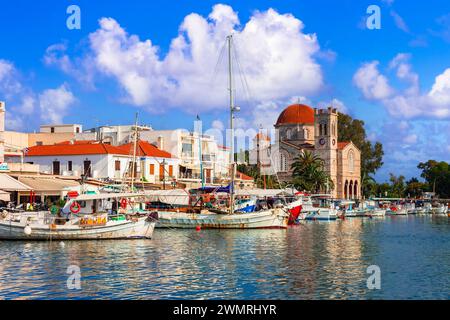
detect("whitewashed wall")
[17,154,132,179]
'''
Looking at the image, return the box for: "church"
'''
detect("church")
[250,104,361,199]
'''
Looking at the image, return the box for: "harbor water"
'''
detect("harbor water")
[0,215,449,299]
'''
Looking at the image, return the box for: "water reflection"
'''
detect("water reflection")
[0,216,448,299]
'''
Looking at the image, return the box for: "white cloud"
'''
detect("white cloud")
[55,4,325,114]
[44,43,97,89]
[0,60,38,129]
[353,61,394,100]
[428,68,450,106]
[354,54,450,119]
[390,10,410,33]
[318,98,349,114]
[0,60,23,98]
[39,84,76,124]
[211,119,224,131]
[403,134,417,144]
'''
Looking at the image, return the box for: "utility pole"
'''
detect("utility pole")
[130,113,138,191]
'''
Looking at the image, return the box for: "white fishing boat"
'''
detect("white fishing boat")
[386,205,408,215]
[0,192,155,240]
[302,195,338,221]
[156,207,289,229]
[431,203,448,215]
[366,208,386,217]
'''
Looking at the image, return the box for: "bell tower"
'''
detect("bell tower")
[314,107,338,196]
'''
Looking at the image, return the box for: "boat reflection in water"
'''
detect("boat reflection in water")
[3,215,448,299]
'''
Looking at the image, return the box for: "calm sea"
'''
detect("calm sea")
[0,215,449,299]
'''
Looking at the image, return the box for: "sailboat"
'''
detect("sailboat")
[154,35,289,229]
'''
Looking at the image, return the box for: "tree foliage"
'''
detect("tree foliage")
[417,160,450,198]
[291,151,334,193]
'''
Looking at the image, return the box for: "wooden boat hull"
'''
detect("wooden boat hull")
[0,217,155,240]
[156,209,289,229]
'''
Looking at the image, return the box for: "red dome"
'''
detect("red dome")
[275,104,315,126]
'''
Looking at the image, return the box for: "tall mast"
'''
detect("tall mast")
[130,112,138,191]
[228,35,235,214]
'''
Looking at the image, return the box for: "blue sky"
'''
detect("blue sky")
[0,0,449,181]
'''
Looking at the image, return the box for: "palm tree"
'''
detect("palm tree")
[361,173,376,198]
[291,151,333,193]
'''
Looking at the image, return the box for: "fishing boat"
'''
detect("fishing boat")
[148,187,290,229]
[301,194,338,221]
[431,203,448,215]
[0,192,156,240]
[386,204,408,215]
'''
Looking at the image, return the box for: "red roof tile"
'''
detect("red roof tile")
[118,140,174,158]
[276,104,315,126]
[25,143,129,156]
[337,142,351,150]
[236,171,254,181]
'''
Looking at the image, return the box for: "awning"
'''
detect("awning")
[143,189,190,206]
[0,190,10,202]
[17,176,80,196]
[0,173,32,192]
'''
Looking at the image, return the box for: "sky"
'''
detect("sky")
[0,0,449,182]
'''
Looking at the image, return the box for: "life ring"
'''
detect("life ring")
[120,198,128,209]
[70,201,81,214]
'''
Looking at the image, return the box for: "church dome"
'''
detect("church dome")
[275,104,315,126]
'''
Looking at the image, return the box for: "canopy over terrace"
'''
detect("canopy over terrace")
[0,173,32,192]
[16,176,81,202]
[0,190,11,202]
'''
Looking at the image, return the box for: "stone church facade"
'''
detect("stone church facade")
[250,104,361,199]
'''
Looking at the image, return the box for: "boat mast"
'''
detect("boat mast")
[130,112,138,191]
[228,35,235,214]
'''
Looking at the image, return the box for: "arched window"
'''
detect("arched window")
[319,124,323,136]
[348,150,354,172]
[324,124,328,136]
[344,180,348,199]
[286,129,292,140]
[354,181,358,199]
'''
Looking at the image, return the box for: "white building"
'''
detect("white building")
[140,129,230,185]
[79,124,153,146]
[7,141,131,179]
[118,140,179,184]
[6,140,176,185]
[40,124,83,134]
